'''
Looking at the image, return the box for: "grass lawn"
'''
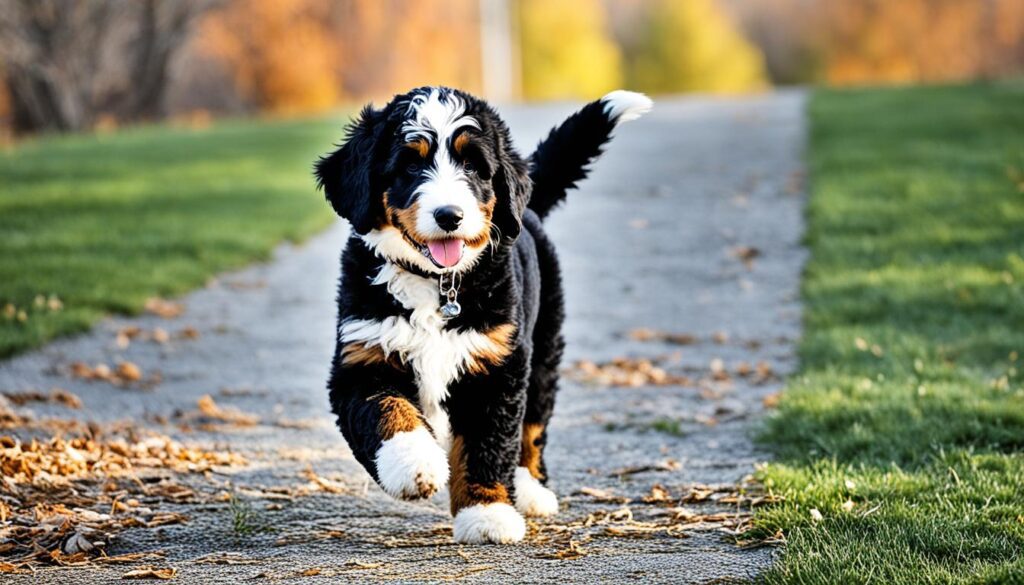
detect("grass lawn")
[0,115,343,358]
[754,83,1024,583]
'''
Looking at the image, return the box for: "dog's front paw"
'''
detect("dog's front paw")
[513,467,559,517]
[375,427,449,500]
[452,502,526,544]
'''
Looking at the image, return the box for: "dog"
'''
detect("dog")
[314,86,651,544]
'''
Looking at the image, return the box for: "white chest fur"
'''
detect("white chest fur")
[339,263,498,451]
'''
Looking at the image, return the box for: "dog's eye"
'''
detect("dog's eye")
[462,160,475,173]
[406,163,420,175]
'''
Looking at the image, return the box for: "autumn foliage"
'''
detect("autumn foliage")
[3,0,1024,133]
[517,0,623,100]
[624,0,767,94]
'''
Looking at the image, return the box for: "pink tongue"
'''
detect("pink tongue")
[427,239,464,268]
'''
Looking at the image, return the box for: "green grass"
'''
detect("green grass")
[754,83,1024,583]
[0,115,344,357]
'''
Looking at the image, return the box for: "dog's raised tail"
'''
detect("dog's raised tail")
[526,90,652,220]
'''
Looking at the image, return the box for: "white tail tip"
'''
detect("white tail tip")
[601,90,653,124]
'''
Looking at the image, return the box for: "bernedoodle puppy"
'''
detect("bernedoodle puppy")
[314,86,651,544]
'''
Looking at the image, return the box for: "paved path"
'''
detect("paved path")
[1,91,806,583]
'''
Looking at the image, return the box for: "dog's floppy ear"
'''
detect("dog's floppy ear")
[492,150,532,240]
[314,105,385,234]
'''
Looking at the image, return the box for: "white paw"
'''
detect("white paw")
[374,427,449,500]
[452,502,526,544]
[513,467,559,517]
[601,90,653,124]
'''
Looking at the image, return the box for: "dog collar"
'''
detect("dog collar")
[439,272,462,319]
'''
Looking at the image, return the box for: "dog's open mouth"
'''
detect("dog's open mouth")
[404,233,464,269]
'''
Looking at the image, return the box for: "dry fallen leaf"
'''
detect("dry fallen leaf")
[116,362,142,382]
[731,246,761,269]
[185,395,260,427]
[144,298,184,319]
[575,487,630,504]
[122,566,177,580]
[628,328,698,345]
[762,392,781,409]
[565,357,692,388]
[3,389,81,409]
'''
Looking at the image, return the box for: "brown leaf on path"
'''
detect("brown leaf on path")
[300,466,349,494]
[144,298,184,319]
[535,539,588,560]
[575,487,630,504]
[643,484,672,503]
[3,388,82,409]
[565,357,692,388]
[731,246,761,269]
[121,566,177,579]
[628,328,698,345]
[762,392,781,409]
[188,395,260,426]
[609,459,681,477]
[151,328,170,344]
[117,362,142,382]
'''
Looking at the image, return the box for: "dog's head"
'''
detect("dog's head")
[315,87,530,274]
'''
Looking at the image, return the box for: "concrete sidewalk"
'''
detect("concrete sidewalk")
[0,91,806,583]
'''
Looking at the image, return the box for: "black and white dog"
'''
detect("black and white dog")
[315,86,651,544]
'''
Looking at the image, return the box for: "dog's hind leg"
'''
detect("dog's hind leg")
[515,220,564,517]
[328,351,449,501]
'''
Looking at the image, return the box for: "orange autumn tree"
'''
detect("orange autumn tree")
[820,0,1024,85]
[200,0,340,114]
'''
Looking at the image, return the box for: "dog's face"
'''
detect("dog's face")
[316,87,530,274]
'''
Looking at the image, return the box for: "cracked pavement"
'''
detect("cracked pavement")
[0,90,807,583]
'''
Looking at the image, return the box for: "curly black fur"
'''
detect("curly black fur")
[313,86,637,531]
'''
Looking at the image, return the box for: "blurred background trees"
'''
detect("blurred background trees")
[518,0,622,100]
[0,0,213,134]
[1,0,1023,136]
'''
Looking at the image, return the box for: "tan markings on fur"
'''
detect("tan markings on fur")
[406,139,430,158]
[341,342,388,366]
[376,395,422,440]
[448,435,511,514]
[342,341,405,370]
[520,423,545,480]
[463,197,495,249]
[464,323,517,375]
[453,132,470,154]
[383,193,434,244]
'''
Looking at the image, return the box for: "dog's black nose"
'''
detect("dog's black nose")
[433,205,464,232]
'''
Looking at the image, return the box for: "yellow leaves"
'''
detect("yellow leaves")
[518,0,623,99]
[626,0,767,95]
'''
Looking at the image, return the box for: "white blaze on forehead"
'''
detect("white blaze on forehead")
[401,89,487,242]
[401,89,480,145]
